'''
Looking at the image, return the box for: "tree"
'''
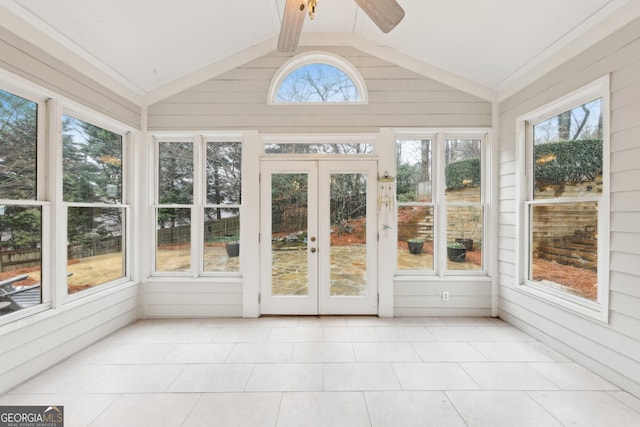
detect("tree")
[396,139,432,202]
[63,115,122,204]
[0,89,37,200]
[62,115,124,247]
[276,63,359,102]
[330,174,367,233]
[0,89,40,252]
[158,142,193,230]
[536,99,602,143]
[206,142,241,221]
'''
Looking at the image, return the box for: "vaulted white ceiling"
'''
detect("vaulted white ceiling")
[2,0,639,103]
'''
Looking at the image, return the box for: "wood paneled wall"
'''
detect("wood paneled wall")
[148,46,491,133]
[498,17,640,397]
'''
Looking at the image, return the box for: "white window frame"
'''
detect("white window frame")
[395,130,489,277]
[515,76,610,322]
[201,137,242,276]
[60,105,133,302]
[152,134,244,278]
[0,70,136,326]
[0,81,50,325]
[268,51,368,105]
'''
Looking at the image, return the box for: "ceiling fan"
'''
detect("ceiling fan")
[277,0,405,52]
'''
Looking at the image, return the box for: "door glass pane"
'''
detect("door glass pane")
[271,173,308,296]
[330,173,367,296]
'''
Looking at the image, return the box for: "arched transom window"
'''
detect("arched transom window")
[269,52,367,104]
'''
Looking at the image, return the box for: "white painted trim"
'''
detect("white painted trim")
[497,0,640,102]
[62,103,136,136]
[267,50,368,104]
[241,131,261,317]
[514,75,610,323]
[261,133,379,143]
[490,96,500,316]
[47,98,67,308]
[377,128,396,317]
[394,129,492,278]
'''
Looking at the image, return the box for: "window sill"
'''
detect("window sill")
[518,280,608,323]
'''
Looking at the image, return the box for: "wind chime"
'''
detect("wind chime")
[378,171,395,235]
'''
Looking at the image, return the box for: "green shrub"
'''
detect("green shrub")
[445,158,480,190]
[534,139,602,184]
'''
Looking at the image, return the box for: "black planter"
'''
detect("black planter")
[407,241,424,255]
[455,238,474,251]
[225,243,239,257]
[447,247,467,262]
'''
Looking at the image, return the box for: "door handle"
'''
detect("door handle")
[310,247,317,253]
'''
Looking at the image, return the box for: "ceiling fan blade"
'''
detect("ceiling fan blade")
[277,0,308,52]
[353,0,405,33]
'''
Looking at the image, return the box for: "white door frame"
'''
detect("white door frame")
[259,159,378,315]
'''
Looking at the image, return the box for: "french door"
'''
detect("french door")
[260,160,378,315]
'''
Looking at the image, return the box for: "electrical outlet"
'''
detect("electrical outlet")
[442,291,450,302]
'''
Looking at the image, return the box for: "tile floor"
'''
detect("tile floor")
[2,316,640,426]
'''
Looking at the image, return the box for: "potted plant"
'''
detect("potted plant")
[407,238,425,255]
[224,235,240,257]
[447,241,467,262]
[450,206,480,251]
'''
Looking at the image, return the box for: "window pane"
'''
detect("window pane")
[397,206,433,270]
[204,208,240,272]
[445,139,481,202]
[0,89,37,200]
[530,202,598,300]
[397,139,432,202]
[158,142,193,204]
[276,63,360,102]
[63,115,122,203]
[447,205,483,271]
[156,208,191,272]
[0,205,42,314]
[206,142,241,205]
[533,99,603,199]
[264,143,373,155]
[67,207,124,293]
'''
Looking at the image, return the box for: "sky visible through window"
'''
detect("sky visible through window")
[276,63,360,103]
[533,99,602,143]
